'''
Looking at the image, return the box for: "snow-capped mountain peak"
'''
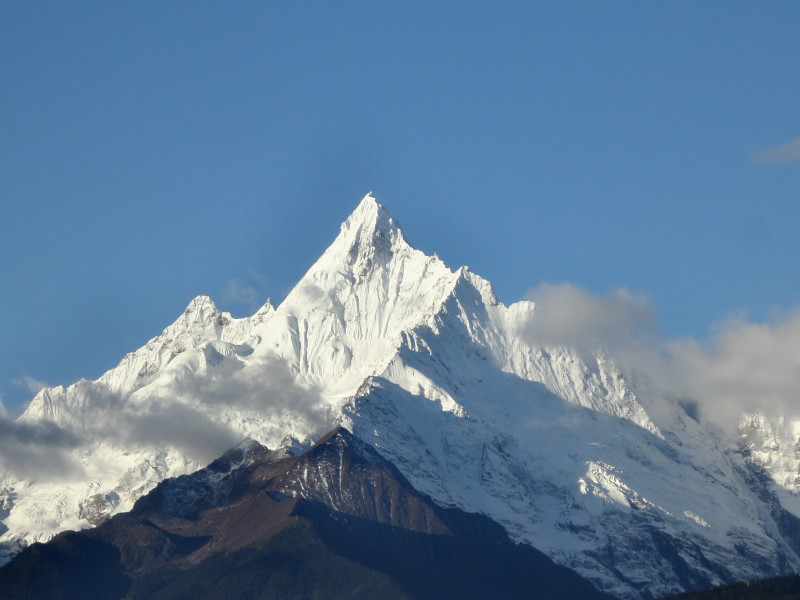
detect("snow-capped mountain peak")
[339,192,396,240]
[4,194,800,600]
[320,192,407,279]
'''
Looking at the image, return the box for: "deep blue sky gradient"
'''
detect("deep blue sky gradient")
[2,2,799,411]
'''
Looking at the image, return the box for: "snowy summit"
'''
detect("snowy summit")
[2,194,800,599]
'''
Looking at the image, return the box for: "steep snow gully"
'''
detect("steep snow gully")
[3,194,800,598]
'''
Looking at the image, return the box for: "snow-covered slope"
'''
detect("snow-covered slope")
[3,194,800,598]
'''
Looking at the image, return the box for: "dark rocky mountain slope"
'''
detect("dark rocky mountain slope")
[658,574,800,600]
[0,427,614,600]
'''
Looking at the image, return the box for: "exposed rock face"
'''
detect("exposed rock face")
[0,428,613,600]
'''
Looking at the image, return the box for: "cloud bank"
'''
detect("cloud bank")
[523,282,800,433]
[0,354,332,477]
[5,285,796,475]
[157,353,333,452]
[524,283,656,354]
[667,311,800,429]
[84,353,330,463]
[0,416,82,479]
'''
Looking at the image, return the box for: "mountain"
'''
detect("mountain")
[0,427,613,600]
[2,194,800,598]
[660,574,800,600]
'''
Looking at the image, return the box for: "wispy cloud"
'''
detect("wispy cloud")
[753,136,800,165]
[12,375,49,395]
[222,279,261,311]
[221,267,272,314]
[245,266,270,290]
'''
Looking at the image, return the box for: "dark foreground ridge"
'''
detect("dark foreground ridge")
[658,573,800,600]
[0,427,614,600]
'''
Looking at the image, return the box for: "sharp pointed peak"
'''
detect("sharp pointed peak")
[359,191,379,208]
[299,192,410,277]
[341,192,395,234]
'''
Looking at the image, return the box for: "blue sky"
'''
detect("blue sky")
[1,2,799,413]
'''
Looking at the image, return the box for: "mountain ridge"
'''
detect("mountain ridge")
[0,426,614,600]
[2,194,800,598]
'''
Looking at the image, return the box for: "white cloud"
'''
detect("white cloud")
[523,283,656,354]
[17,381,244,467]
[666,310,800,430]
[754,136,800,165]
[111,403,242,465]
[0,354,332,470]
[169,354,332,439]
[0,416,83,480]
[522,282,800,434]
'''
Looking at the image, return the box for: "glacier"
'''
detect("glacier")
[2,193,800,599]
